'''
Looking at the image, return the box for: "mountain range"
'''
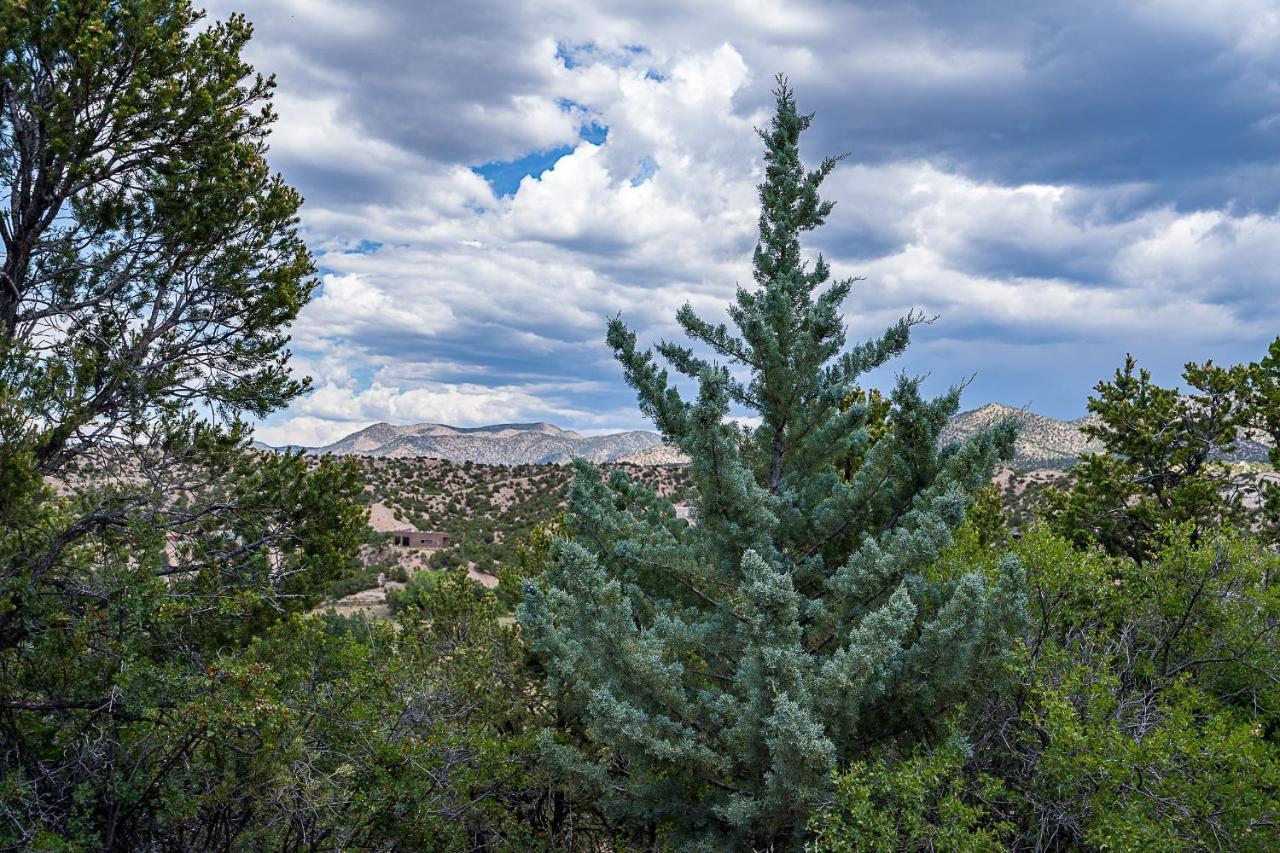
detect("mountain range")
[295,421,670,465]
[258,404,1272,469]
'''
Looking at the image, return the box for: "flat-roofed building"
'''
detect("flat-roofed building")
[391,529,451,548]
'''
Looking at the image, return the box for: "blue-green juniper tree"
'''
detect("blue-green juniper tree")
[520,79,1026,849]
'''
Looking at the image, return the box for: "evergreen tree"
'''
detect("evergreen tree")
[520,78,1026,849]
[1234,337,1280,534]
[0,4,368,845]
[1046,353,1258,561]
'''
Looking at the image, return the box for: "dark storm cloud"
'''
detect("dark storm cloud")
[738,2,1280,210]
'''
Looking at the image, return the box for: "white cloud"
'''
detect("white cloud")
[269,91,423,176]
[1134,0,1280,60]
[255,416,369,448]
[822,162,1280,343]
[187,0,1280,440]
[271,0,387,37]
[289,381,582,425]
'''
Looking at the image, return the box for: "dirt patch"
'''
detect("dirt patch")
[468,565,499,589]
[366,501,405,532]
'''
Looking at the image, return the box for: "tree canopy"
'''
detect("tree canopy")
[520,78,1026,850]
[0,3,369,846]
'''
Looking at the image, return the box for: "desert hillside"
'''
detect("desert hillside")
[940,403,1101,469]
[309,421,664,464]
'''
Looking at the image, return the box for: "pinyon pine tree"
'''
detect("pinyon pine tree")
[520,78,1027,849]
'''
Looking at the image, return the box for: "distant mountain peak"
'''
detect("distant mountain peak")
[960,402,1039,419]
[453,421,579,437]
[942,404,1098,468]
[976,402,1021,414]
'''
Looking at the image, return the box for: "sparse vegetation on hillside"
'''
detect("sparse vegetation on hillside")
[359,456,687,575]
[312,420,669,464]
[941,403,1100,469]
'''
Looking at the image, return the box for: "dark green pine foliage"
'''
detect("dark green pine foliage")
[520,79,1026,849]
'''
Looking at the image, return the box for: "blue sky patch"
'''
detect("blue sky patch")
[631,156,658,186]
[559,100,608,143]
[473,146,575,197]
[472,117,609,197]
[580,121,608,145]
[556,40,650,72]
[554,40,593,69]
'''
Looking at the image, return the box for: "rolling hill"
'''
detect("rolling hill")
[940,403,1102,469]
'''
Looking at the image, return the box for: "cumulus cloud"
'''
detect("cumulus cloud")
[198,0,1280,440]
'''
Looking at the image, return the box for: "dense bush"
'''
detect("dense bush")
[810,487,1280,850]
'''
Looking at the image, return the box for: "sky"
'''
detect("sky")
[203,0,1280,447]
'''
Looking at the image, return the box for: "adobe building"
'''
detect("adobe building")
[391,529,450,548]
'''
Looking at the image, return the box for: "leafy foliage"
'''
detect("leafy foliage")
[381,569,618,849]
[985,525,1280,849]
[1,1,313,450]
[807,737,1012,852]
[813,511,1280,850]
[813,342,1280,850]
